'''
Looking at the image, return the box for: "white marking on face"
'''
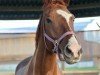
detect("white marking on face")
[56,9,72,23]
[69,35,78,45]
[68,35,81,57]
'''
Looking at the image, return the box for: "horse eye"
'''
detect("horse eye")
[46,18,52,23]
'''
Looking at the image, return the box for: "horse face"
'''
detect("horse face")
[43,3,82,64]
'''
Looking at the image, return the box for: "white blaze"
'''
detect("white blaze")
[56,9,72,23]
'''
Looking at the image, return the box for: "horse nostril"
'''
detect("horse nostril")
[64,47,73,58]
[66,47,72,54]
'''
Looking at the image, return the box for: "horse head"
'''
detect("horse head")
[41,0,82,64]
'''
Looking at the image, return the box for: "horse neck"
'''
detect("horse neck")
[27,36,61,75]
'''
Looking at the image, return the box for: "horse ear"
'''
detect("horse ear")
[63,0,70,6]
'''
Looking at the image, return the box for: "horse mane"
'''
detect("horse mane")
[35,15,44,48]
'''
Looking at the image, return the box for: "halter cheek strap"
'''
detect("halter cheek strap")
[44,31,74,53]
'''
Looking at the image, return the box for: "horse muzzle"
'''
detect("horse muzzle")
[63,44,82,64]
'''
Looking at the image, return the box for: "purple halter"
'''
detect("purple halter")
[44,31,74,53]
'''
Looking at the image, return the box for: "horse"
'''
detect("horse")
[15,0,82,75]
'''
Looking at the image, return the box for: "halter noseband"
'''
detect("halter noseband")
[44,31,74,53]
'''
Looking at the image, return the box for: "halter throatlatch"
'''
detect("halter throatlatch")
[44,31,74,60]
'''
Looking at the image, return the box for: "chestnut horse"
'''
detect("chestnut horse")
[15,0,82,75]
